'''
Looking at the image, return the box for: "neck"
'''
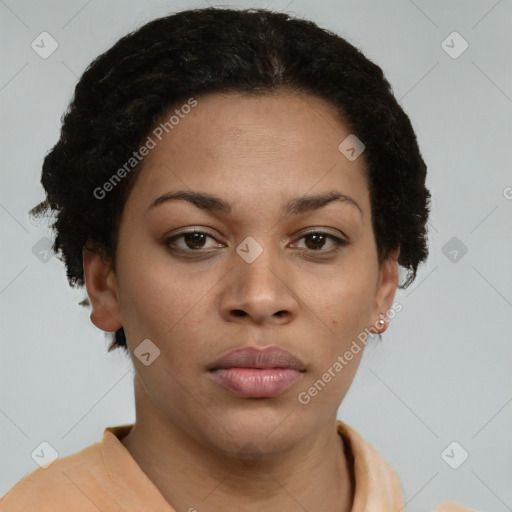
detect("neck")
[121,378,354,512]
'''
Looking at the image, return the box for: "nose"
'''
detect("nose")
[219,244,300,326]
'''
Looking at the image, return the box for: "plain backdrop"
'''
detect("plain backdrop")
[1,1,511,510]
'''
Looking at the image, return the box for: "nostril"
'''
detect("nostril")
[232,310,246,317]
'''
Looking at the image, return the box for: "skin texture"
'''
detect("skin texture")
[83,90,399,512]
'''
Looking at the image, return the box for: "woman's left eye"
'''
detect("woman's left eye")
[293,232,348,252]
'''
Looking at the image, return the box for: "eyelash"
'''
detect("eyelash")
[163,229,349,257]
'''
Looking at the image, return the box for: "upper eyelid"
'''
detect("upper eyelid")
[166,228,347,247]
[167,227,345,238]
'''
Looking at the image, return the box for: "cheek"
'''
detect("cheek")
[119,273,203,342]
[114,245,179,334]
[115,244,222,360]
[308,268,376,334]
[297,268,375,394]
[297,279,371,407]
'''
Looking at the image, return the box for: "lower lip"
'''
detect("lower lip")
[209,368,304,398]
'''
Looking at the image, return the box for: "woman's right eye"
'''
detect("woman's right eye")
[164,230,223,252]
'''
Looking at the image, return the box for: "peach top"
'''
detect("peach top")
[0,421,474,511]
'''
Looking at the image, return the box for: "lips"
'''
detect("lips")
[208,346,306,398]
[208,346,306,372]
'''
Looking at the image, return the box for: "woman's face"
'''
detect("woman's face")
[87,90,398,456]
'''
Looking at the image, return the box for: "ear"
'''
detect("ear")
[83,247,122,332]
[369,247,400,334]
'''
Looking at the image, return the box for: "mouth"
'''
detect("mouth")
[208,346,306,398]
[208,346,306,372]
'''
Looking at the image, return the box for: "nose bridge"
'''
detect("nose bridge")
[222,233,298,323]
[236,234,284,295]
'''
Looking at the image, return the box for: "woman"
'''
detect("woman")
[0,7,473,511]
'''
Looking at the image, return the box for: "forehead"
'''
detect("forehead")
[124,91,369,216]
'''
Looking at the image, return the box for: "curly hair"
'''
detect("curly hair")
[30,7,431,353]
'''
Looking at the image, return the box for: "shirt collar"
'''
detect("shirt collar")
[102,421,405,511]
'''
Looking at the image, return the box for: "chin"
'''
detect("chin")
[203,402,301,449]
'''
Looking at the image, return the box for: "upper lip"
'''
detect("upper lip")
[208,346,306,372]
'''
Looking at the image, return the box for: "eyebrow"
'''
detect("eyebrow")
[147,189,363,218]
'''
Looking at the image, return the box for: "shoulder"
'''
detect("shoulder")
[336,421,477,512]
[0,440,111,512]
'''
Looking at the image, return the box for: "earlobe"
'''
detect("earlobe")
[369,247,400,334]
[82,248,123,332]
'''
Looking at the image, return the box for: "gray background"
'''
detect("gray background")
[1,0,511,510]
